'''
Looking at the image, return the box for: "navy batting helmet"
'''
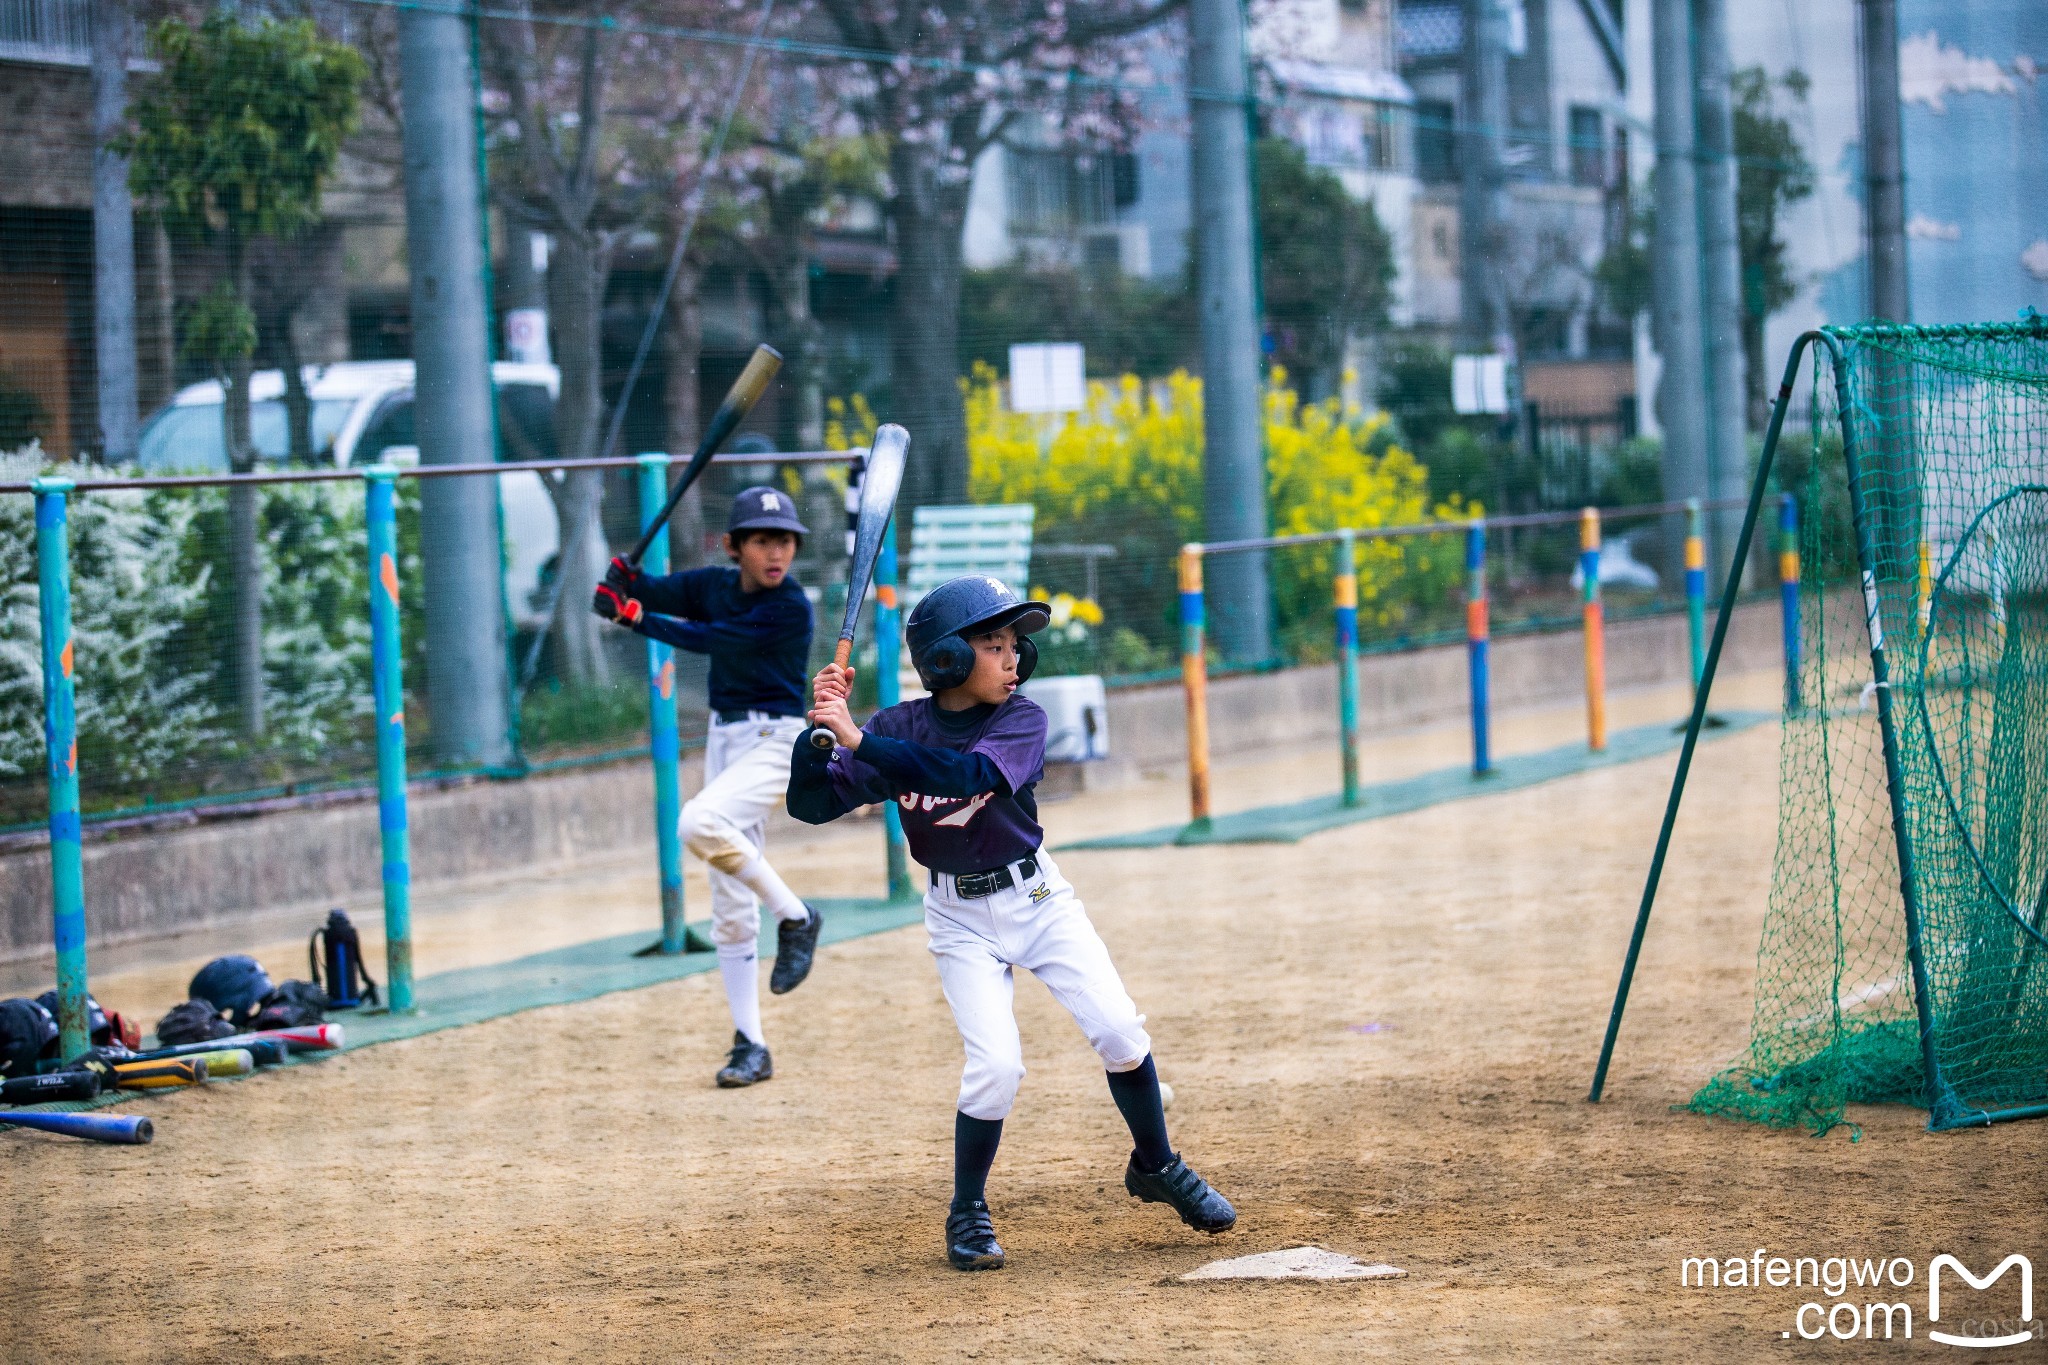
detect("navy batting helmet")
[727,485,808,537]
[904,575,1050,692]
[189,955,274,1028]
[0,998,56,1078]
[34,989,108,1048]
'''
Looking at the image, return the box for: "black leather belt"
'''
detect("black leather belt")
[715,709,795,725]
[941,856,1039,899]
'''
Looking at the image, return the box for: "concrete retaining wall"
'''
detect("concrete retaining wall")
[0,601,1785,967]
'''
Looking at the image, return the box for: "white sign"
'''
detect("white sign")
[1452,353,1510,415]
[1009,343,1086,413]
[505,307,551,366]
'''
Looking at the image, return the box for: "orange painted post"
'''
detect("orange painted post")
[1580,506,1607,752]
[1179,544,1212,827]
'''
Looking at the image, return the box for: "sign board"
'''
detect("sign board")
[1452,353,1511,415]
[1009,343,1086,413]
[505,307,551,366]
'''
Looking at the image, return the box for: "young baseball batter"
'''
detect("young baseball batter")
[788,575,1235,1271]
[595,486,824,1089]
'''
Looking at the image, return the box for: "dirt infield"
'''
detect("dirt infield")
[4,676,2042,1362]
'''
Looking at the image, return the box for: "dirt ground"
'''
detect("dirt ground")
[4,674,2043,1362]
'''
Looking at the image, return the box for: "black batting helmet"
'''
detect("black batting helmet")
[904,575,1050,692]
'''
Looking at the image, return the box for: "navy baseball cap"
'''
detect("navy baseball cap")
[727,485,808,537]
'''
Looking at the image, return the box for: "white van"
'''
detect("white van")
[137,361,563,628]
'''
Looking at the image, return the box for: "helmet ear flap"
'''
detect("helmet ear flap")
[916,634,976,692]
[1015,634,1038,684]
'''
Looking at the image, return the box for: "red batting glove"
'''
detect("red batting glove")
[592,582,644,626]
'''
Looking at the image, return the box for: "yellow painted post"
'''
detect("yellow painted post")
[1179,544,1212,827]
[1580,507,1607,752]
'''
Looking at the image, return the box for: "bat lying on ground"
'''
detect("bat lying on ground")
[108,1057,205,1090]
[130,1036,288,1067]
[2,1070,101,1104]
[0,1111,152,1145]
[188,1048,255,1079]
[809,423,910,751]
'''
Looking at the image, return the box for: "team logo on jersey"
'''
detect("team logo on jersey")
[900,790,994,828]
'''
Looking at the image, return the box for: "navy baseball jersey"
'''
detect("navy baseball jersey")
[817,695,1047,873]
[632,566,813,717]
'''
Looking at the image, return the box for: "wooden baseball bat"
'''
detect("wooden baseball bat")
[0,1110,152,1144]
[809,424,910,750]
[622,344,783,568]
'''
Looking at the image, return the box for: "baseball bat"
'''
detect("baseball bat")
[189,1048,255,1079]
[130,1036,287,1067]
[2,1070,101,1104]
[622,344,783,569]
[253,1022,343,1051]
[0,1110,152,1144]
[110,1057,206,1090]
[809,423,910,750]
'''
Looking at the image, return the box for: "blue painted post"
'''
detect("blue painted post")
[635,453,694,953]
[873,512,912,900]
[1779,492,1801,713]
[33,478,90,1061]
[1465,519,1492,776]
[1334,529,1362,806]
[1684,499,1707,696]
[364,468,415,1012]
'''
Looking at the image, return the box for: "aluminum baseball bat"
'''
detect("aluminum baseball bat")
[809,423,910,749]
[0,1110,153,1144]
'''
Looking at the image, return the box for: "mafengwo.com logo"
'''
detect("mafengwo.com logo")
[1679,1249,2035,1347]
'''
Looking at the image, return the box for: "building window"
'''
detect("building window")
[1397,2,1462,61]
[1414,99,1457,183]
[1361,103,1401,172]
[1005,146,1119,235]
[1569,106,1606,187]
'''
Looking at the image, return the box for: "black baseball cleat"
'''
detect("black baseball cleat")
[1124,1153,1236,1233]
[714,1032,773,1087]
[769,904,822,994]
[945,1199,1006,1271]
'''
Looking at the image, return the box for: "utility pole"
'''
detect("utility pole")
[1459,0,1511,358]
[1651,0,1708,567]
[1692,0,1747,589]
[1859,0,1908,322]
[398,2,513,766]
[1188,0,1271,665]
[91,0,137,464]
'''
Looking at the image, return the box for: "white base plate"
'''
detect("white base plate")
[1179,1246,1407,1282]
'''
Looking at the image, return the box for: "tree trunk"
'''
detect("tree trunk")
[545,224,612,684]
[259,306,314,462]
[223,244,265,738]
[661,252,706,568]
[768,246,824,452]
[887,141,971,511]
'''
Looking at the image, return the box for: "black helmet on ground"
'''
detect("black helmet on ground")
[904,576,1050,693]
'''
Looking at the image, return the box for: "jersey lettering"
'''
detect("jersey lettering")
[896,790,995,828]
[934,792,994,828]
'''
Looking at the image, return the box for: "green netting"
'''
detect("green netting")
[1691,321,2048,1135]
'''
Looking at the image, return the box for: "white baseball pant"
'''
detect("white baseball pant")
[924,850,1151,1121]
[681,713,811,947]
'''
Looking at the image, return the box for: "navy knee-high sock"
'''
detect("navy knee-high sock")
[1105,1055,1173,1173]
[954,1111,1003,1206]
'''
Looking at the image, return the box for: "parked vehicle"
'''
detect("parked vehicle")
[137,361,562,628]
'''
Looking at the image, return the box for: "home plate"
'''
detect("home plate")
[1179,1246,1406,1282]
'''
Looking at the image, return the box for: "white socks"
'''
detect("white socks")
[717,944,765,1046]
[735,854,809,924]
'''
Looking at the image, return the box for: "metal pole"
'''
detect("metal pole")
[1652,0,1710,578]
[1459,0,1511,357]
[1684,499,1707,694]
[637,454,693,954]
[91,0,137,464]
[1179,545,1213,827]
[34,478,91,1061]
[1590,334,1815,1103]
[1779,493,1801,712]
[1581,507,1607,752]
[1859,0,1909,323]
[398,0,513,767]
[1693,0,1750,585]
[1334,529,1361,807]
[1188,0,1272,666]
[875,515,912,900]
[1466,519,1492,775]
[364,468,415,1013]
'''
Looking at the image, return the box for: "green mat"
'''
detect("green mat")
[1059,712,1775,849]
[7,894,925,1118]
